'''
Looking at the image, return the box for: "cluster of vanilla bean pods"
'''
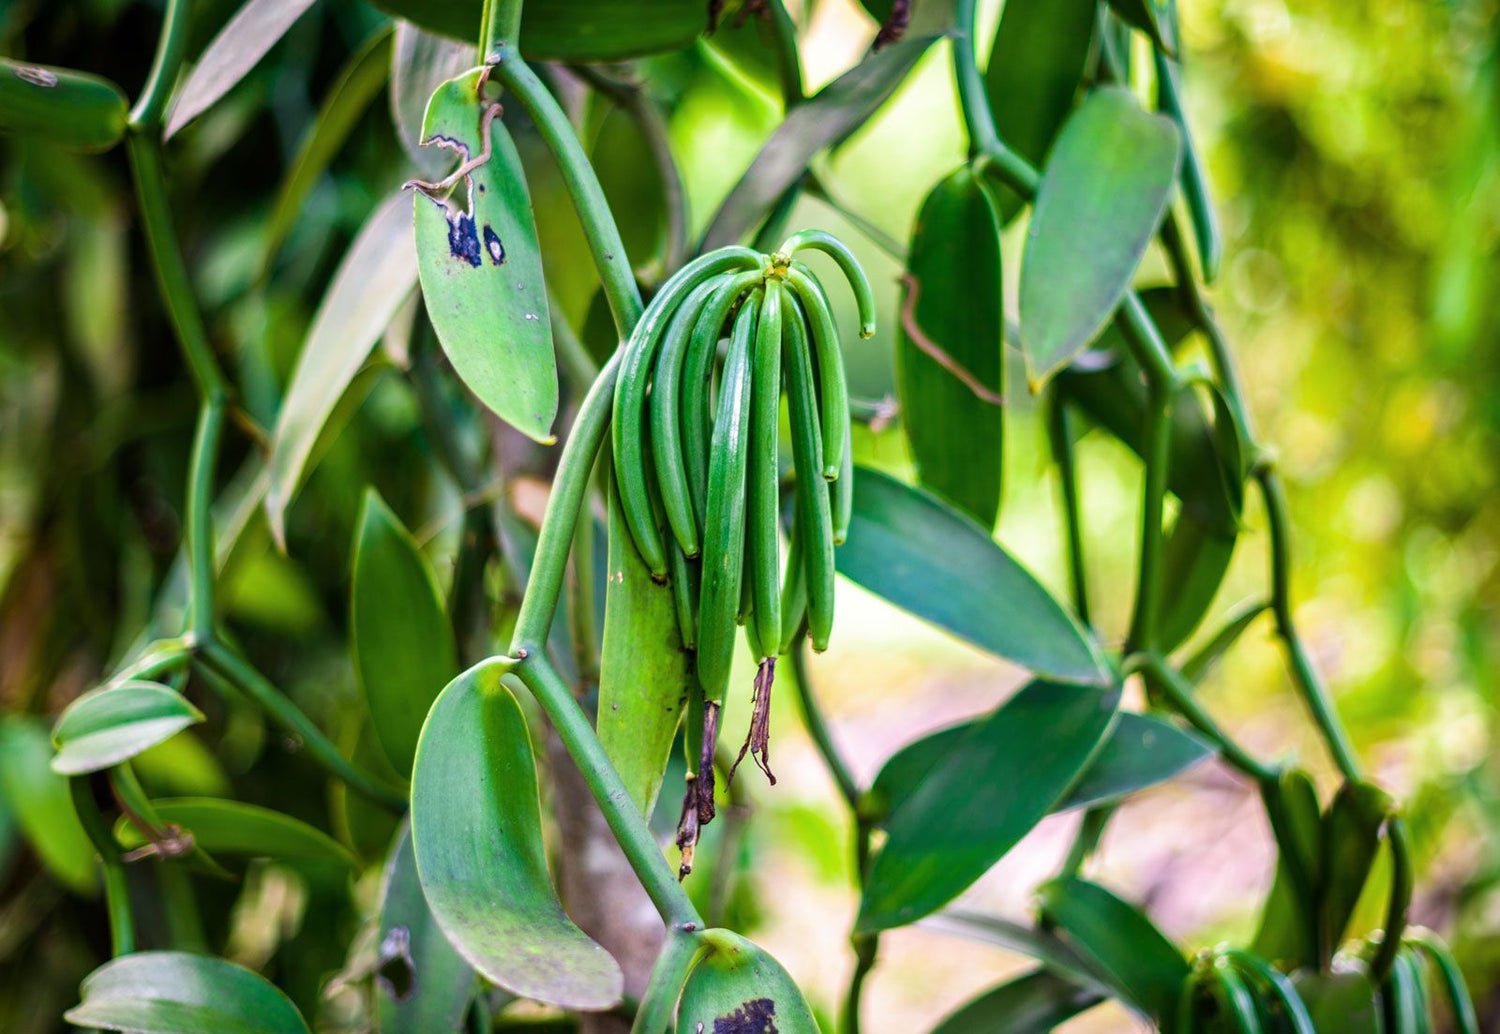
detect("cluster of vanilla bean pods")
[609,232,874,874]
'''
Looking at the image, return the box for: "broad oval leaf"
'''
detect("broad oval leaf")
[414,69,556,444]
[0,718,96,893]
[411,659,622,1008]
[262,29,394,272]
[0,59,128,151]
[598,483,688,816]
[368,0,705,61]
[1254,767,1324,970]
[678,931,818,1034]
[897,165,1004,528]
[64,951,310,1034]
[376,823,475,1033]
[1157,512,1238,653]
[164,0,321,138]
[932,968,1103,1034]
[1320,780,1392,963]
[857,681,1119,933]
[982,0,1096,216]
[1020,87,1181,385]
[114,798,357,867]
[353,488,458,778]
[1039,877,1190,1025]
[265,192,418,544]
[836,467,1109,685]
[390,23,472,177]
[703,34,939,250]
[871,711,1210,822]
[52,682,204,776]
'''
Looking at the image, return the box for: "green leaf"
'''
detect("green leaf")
[836,467,1109,685]
[265,192,417,544]
[375,823,475,1033]
[1108,0,1176,54]
[1157,513,1238,654]
[598,482,689,816]
[920,912,1116,998]
[64,951,310,1034]
[414,69,556,444]
[982,0,1096,216]
[368,1,705,61]
[1020,87,1181,385]
[702,34,940,250]
[1039,877,1190,1025]
[352,488,458,779]
[262,28,394,273]
[411,659,622,1008]
[932,968,1103,1034]
[1320,780,1392,961]
[164,0,321,138]
[857,681,1118,932]
[114,798,357,867]
[1254,768,1324,970]
[872,712,1210,822]
[897,165,1004,528]
[1291,968,1385,1034]
[390,23,473,178]
[51,682,204,776]
[0,718,96,894]
[678,930,818,1034]
[0,59,128,151]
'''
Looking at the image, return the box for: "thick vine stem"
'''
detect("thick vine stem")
[514,652,702,930]
[187,401,224,639]
[479,0,523,65]
[630,925,704,1034]
[1125,380,1172,653]
[69,777,134,956]
[1138,654,1278,786]
[195,641,406,809]
[1045,393,1091,626]
[128,0,189,130]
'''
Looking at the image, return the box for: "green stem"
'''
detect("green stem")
[492,55,643,338]
[187,400,223,639]
[789,638,860,809]
[1139,654,1278,786]
[125,136,229,401]
[1060,804,1115,877]
[1126,380,1172,652]
[630,926,704,1034]
[128,0,189,130]
[513,652,701,928]
[567,467,600,686]
[69,777,135,956]
[195,641,407,809]
[952,0,1039,192]
[1369,817,1412,980]
[1045,395,1091,627]
[763,0,804,110]
[843,935,879,1034]
[479,0,523,62]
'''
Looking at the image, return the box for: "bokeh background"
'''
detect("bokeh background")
[1,0,1497,1030]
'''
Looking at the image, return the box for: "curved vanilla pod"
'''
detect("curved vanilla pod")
[782,291,837,649]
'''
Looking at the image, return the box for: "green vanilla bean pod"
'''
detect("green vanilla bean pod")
[833,418,853,545]
[779,514,808,654]
[613,247,761,578]
[649,278,723,559]
[667,540,700,651]
[1211,956,1264,1034]
[783,292,837,650]
[778,229,879,339]
[1218,949,1315,1034]
[785,264,851,481]
[1404,930,1480,1034]
[1176,967,1207,1033]
[746,278,785,663]
[680,271,762,525]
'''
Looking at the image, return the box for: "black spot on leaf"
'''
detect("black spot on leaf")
[483,225,505,266]
[447,213,482,267]
[714,997,777,1034]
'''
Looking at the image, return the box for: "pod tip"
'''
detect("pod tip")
[822,465,839,481]
[859,325,876,339]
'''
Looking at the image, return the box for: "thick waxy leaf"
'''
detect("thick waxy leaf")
[0,59,127,151]
[1109,0,1176,53]
[1040,877,1190,1024]
[1320,780,1392,962]
[932,968,1102,1034]
[920,912,1116,997]
[983,0,1095,214]
[703,34,939,250]
[837,467,1109,685]
[598,484,688,816]
[65,951,310,1034]
[1158,513,1238,653]
[411,660,622,1008]
[1255,768,1324,969]
[262,29,393,271]
[414,70,556,443]
[352,489,458,778]
[872,711,1210,821]
[390,24,472,177]
[678,931,818,1034]
[52,682,204,776]
[114,798,356,867]
[266,193,418,543]
[1291,968,1384,1034]
[857,681,1118,932]
[0,718,95,893]
[368,0,704,60]
[165,0,320,138]
[897,165,1004,528]
[376,824,474,1033]
[1020,88,1181,385]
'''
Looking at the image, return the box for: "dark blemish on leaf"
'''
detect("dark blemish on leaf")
[375,926,417,1002]
[483,225,505,265]
[478,183,486,193]
[448,213,482,267]
[16,66,58,88]
[713,997,777,1034]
